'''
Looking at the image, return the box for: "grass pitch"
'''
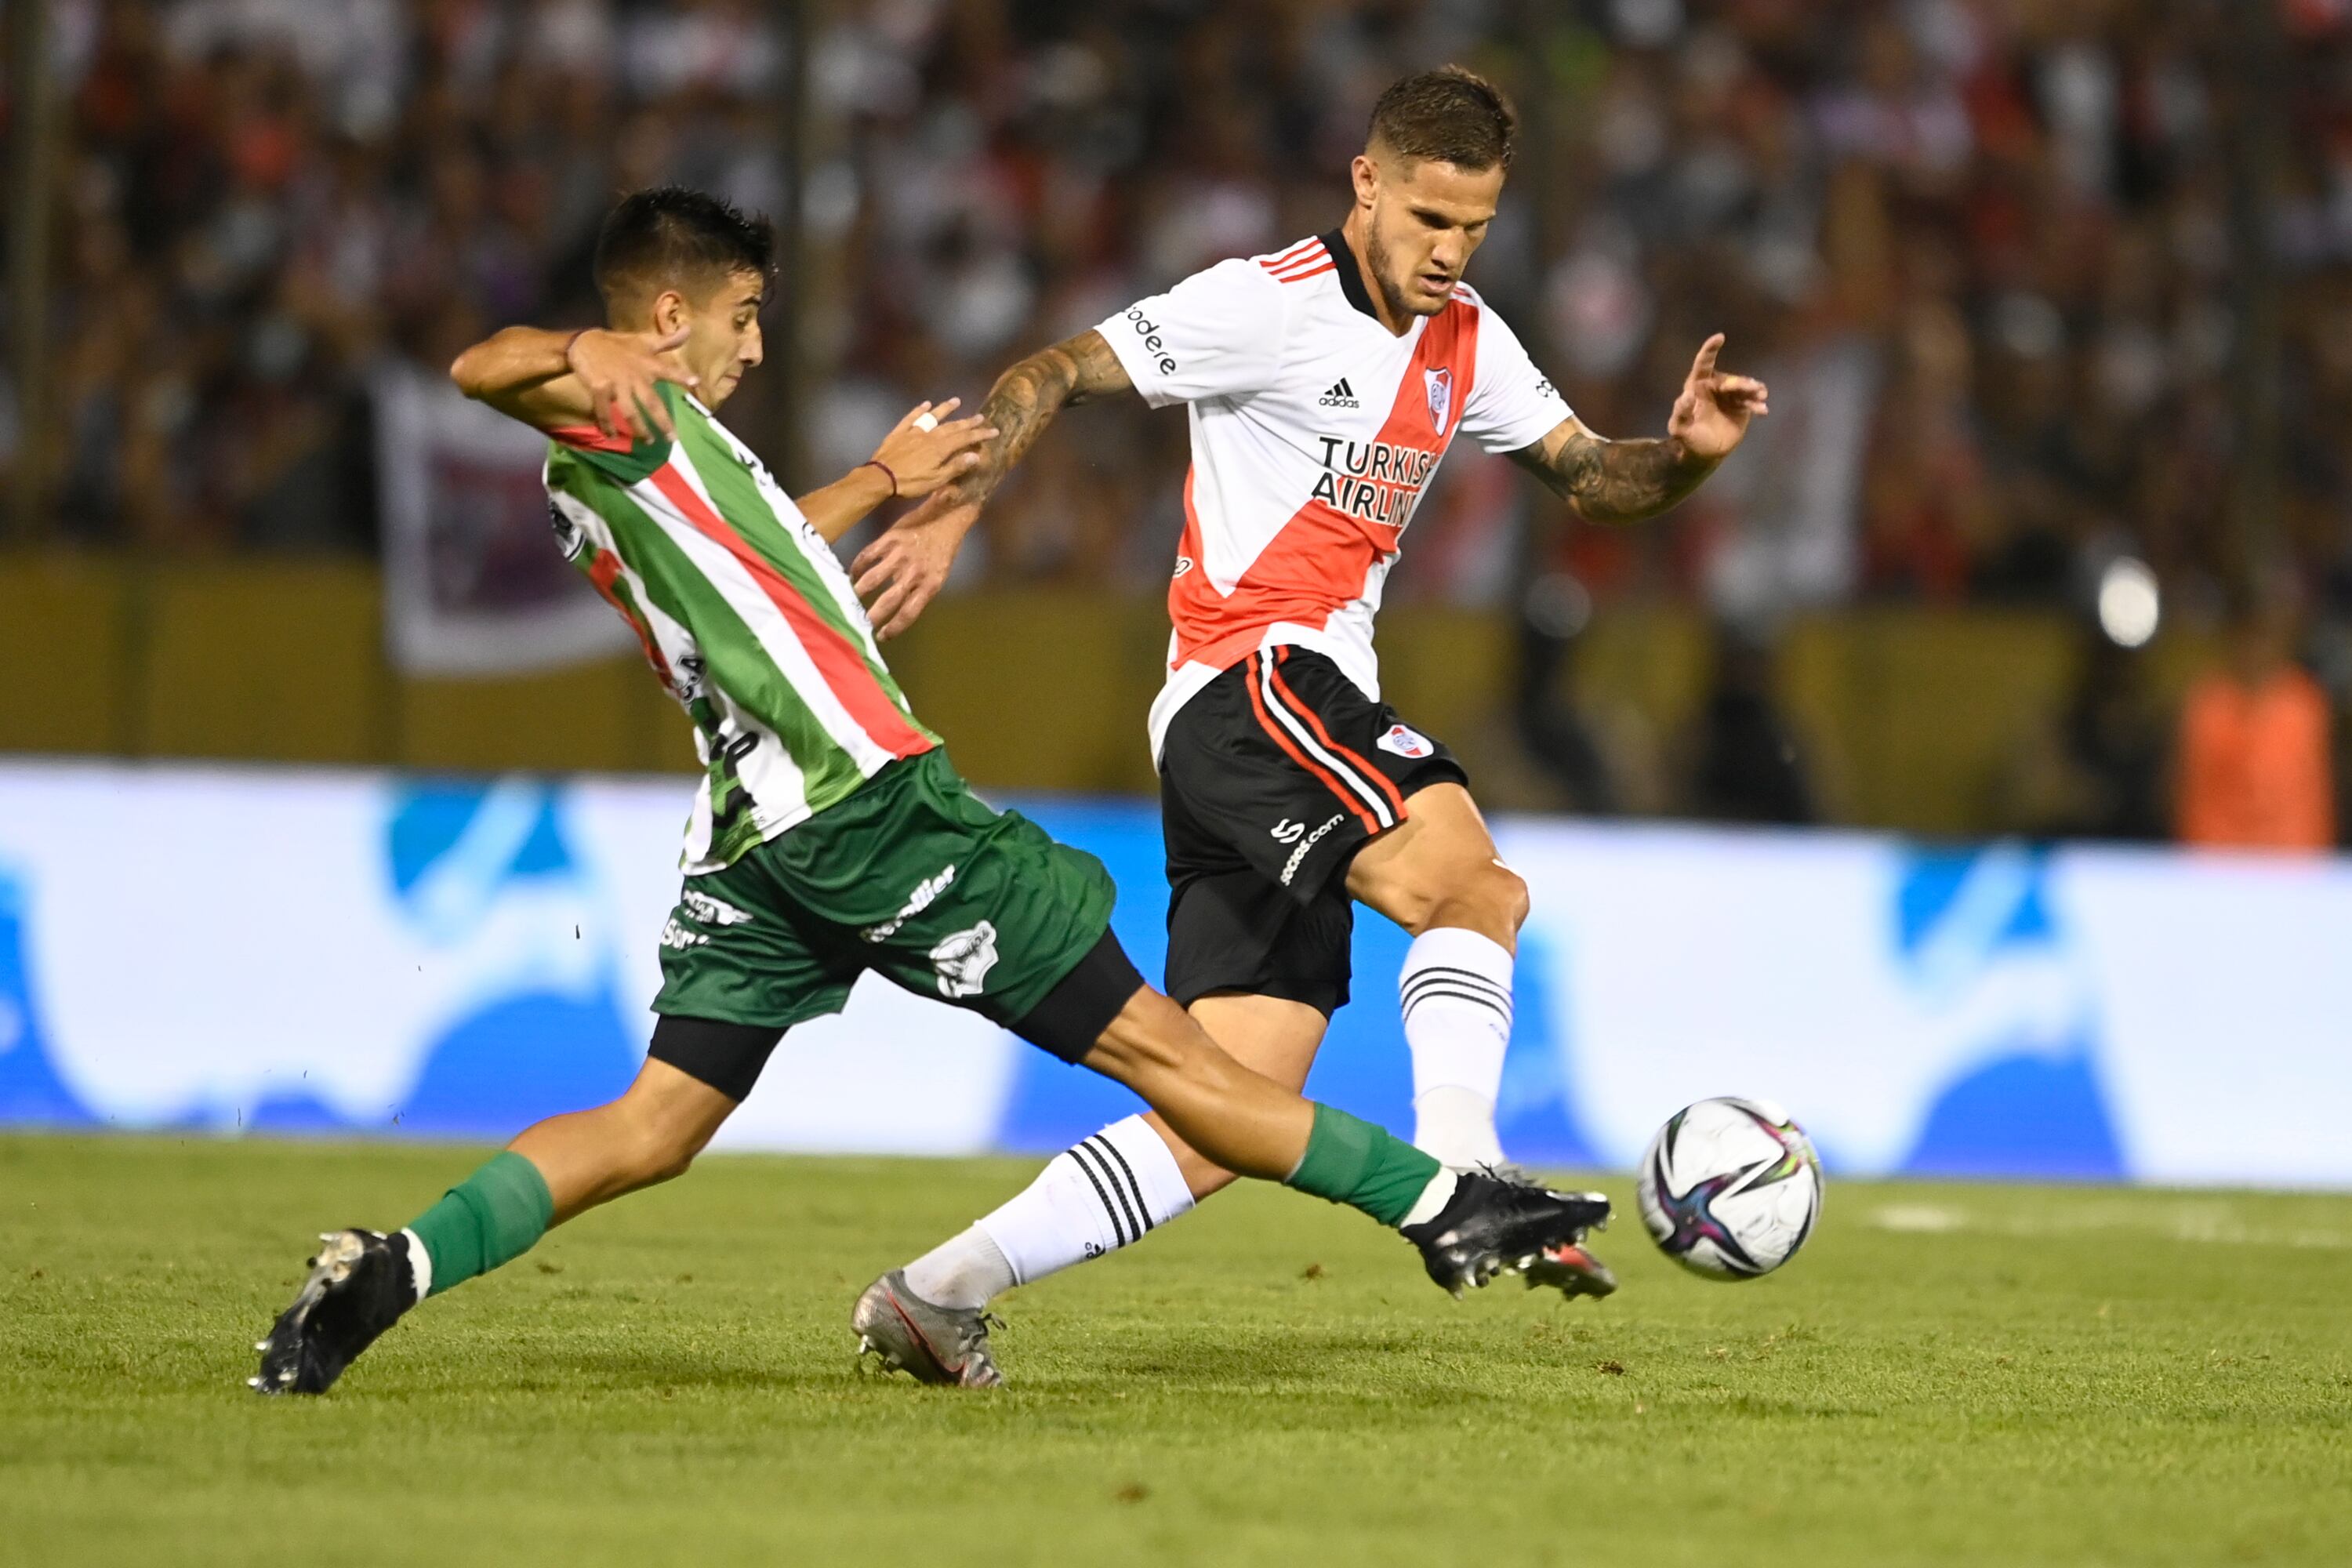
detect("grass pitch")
[4,1136,2349,1566]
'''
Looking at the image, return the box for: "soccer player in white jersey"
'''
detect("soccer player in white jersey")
[854,67,1767,1340]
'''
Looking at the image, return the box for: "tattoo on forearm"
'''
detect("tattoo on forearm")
[956,330,1131,504]
[1515,430,1717,524]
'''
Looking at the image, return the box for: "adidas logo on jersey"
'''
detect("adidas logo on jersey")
[1317,378,1360,409]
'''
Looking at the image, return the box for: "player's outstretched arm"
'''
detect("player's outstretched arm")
[849,329,1134,639]
[957,328,1134,506]
[1510,333,1769,524]
[795,400,996,544]
[449,325,695,441]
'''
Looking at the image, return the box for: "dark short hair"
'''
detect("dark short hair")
[592,186,775,312]
[1367,66,1517,172]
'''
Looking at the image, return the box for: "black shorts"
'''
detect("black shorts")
[1158,645,1466,1016]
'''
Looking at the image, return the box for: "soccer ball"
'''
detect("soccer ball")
[1635,1097,1822,1279]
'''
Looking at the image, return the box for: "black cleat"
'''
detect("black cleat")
[250,1229,415,1396]
[1402,1171,1612,1298]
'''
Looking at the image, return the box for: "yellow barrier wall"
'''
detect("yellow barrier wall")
[1780,611,2078,833]
[0,556,2225,834]
[2,556,129,755]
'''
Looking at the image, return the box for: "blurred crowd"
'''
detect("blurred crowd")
[2,0,2348,842]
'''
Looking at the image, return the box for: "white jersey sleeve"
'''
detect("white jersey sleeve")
[1457,295,1573,455]
[1096,258,1290,409]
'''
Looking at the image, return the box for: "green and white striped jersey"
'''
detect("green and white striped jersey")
[543,383,938,872]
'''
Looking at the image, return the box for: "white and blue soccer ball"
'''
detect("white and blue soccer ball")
[1635,1096,1823,1279]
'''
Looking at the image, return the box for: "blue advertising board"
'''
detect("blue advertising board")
[2,760,2346,1186]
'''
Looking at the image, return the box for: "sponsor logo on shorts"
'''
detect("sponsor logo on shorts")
[1271,818,1307,844]
[659,917,710,950]
[1173,555,1194,578]
[1279,813,1347,887]
[862,864,956,943]
[1377,724,1435,760]
[929,920,1000,998]
[680,889,753,926]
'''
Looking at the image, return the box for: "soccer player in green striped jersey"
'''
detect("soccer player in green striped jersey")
[251,187,1610,1395]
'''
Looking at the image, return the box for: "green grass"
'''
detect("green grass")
[3,1136,2349,1566]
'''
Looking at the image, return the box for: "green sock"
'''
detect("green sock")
[1282,1103,1445,1227]
[405,1150,555,1298]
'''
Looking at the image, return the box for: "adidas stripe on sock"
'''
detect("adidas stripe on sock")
[968,1115,1196,1296]
[1399,927,1514,1170]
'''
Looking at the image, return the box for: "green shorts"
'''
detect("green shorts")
[652,748,1117,1036]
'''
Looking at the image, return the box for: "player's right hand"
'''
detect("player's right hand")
[869,399,997,499]
[567,326,695,442]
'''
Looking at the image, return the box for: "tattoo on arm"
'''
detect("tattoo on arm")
[1511,427,1719,525]
[956,329,1133,504]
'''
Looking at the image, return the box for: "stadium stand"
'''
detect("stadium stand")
[2,0,2345,841]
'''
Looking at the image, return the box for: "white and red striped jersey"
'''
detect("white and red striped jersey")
[1096,229,1573,759]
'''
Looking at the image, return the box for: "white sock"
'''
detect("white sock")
[1399,1167,1460,1229]
[968,1115,1196,1298]
[398,1227,432,1303]
[901,1225,1015,1312]
[1400,927,1514,1170]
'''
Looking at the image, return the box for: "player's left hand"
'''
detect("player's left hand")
[1668,334,1769,461]
[852,492,979,641]
[869,399,997,499]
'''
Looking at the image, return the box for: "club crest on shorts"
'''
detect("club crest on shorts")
[1377,723,1434,760]
[929,920,1000,998]
[1425,368,1453,436]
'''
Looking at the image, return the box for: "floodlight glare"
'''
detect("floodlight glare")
[2097,557,2161,648]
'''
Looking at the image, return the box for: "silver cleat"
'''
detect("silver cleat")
[851,1269,1004,1388]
